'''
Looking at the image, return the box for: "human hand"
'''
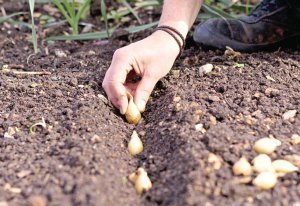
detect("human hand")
[102,30,180,114]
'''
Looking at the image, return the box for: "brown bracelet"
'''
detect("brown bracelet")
[153,26,185,59]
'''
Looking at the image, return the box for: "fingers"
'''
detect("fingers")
[103,81,128,114]
[134,76,157,112]
[102,49,132,114]
[103,47,158,114]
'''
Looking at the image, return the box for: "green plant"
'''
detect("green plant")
[29,117,46,134]
[0,12,27,24]
[101,0,109,37]
[46,21,158,41]
[99,0,143,38]
[28,0,38,53]
[46,0,257,42]
[51,0,91,35]
[119,0,142,24]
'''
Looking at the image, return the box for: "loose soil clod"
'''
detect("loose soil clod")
[290,134,300,145]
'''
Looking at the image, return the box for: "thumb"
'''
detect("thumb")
[134,77,157,112]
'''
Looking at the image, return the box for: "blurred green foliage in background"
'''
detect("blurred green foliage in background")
[0,0,258,51]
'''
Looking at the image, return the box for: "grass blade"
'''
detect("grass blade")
[28,0,38,53]
[62,0,77,33]
[75,0,91,24]
[125,21,157,33]
[0,12,27,23]
[121,0,142,24]
[202,3,236,19]
[52,0,73,27]
[135,0,160,8]
[46,30,112,40]
[62,0,75,21]
[46,21,158,41]
[231,3,255,14]
[157,0,163,5]
[35,0,52,3]
[101,0,109,37]
[7,20,32,28]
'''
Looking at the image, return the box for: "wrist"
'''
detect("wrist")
[150,30,181,59]
[154,26,185,59]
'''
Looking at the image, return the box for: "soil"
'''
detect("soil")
[1,3,300,206]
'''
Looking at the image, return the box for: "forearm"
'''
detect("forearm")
[159,0,203,38]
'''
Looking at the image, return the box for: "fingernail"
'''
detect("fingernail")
[137,100,146,112]
[120,106,126,115]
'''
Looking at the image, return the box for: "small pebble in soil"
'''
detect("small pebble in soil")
[4,183,21,193]
[224,46,241,58]
[69,78,78,87]
[91,134,101,144]
[175,103,184,112]
[233,156,252,176]
[98,94,109,104]
[4,127,19,138]
[253,171,277,190]
[195,123,203,132]
[199,63,213,75]
[173,96,181,102]
[253,137,280,154]
[290,134,300,145]
[207,153,223,170]
[29,82,41,88]
[208,95,220,102]
[264,88,280,97]
[170,70,180,78]
[17,170,31,178]
[194,109,202,122]
[209,115,217,125]
[282,110,297,120]
[88,50,96,55]
[266,75,276,82]
[128,131,143,155]
[272,160,298,173]
[54,49,67,58]
[252,154,273,173]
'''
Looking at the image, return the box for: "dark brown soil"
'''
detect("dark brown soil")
[1,5,300,206]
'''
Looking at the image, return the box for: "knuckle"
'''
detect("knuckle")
[113,48,127,59]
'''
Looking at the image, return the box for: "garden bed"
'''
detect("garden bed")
[1,2,300,206]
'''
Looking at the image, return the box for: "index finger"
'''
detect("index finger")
[102,52,133,114]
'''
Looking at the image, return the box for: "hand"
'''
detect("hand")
[102,31,180,114]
